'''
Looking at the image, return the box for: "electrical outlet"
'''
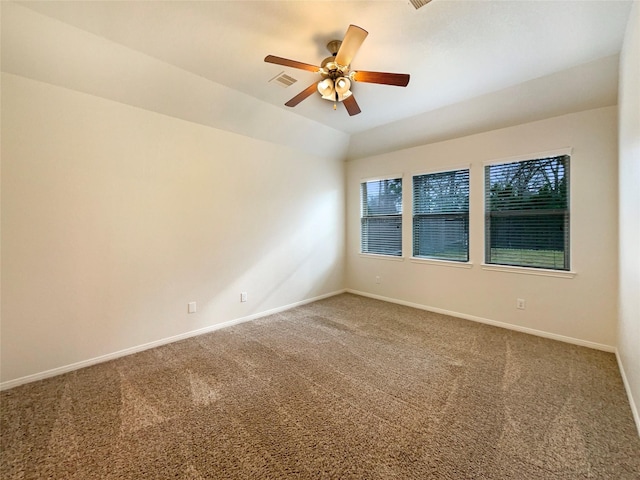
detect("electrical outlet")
[188,302,197,314]
[517,298,526,310]
[240,292,248,303]
[375,276,381,284]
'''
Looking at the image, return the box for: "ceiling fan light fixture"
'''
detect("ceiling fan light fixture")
[334,77,351,95]
[334,90,352,103]
[317,78,335,99]
[319,78,352,102]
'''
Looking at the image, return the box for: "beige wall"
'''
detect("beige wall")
[618,1,640,432]
[1,73,345,385]
[346,106,618,349]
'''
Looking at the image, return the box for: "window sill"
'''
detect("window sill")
[359,253,405,262]
[410,257,473,269]
[481,264,576,279]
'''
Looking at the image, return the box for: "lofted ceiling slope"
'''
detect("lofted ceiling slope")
[1,0,633,159]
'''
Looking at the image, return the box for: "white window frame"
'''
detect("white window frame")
[359,174,404,258]
[481,148,576,278]
[411,166,472,266]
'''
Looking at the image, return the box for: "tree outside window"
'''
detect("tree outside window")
[485,155,569,270]
[361,178,403,256]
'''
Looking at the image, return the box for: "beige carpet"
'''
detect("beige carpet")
[2,293,639,479]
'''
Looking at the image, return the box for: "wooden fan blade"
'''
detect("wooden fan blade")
[352,71,410,87]
[264,55,320,73]
[285,82,318,107]
[335,25,368,66]
[343,95,361,116]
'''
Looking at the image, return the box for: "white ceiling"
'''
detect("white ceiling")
[8,0,633,139]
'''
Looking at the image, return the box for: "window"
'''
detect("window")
[485,155,569,270]
[360,177,402,256]
[413,169,469,262]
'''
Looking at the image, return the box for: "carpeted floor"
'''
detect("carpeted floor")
[1,293,639,479]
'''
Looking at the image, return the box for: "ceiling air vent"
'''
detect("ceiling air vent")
[409,0,432,10]
[269,72,298,88]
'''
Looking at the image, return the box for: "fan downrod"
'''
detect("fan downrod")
[321,40,348,80]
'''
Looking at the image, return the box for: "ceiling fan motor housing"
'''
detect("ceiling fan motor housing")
[321,39,353,80]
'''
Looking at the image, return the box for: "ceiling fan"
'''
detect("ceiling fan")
[265,25,410,116]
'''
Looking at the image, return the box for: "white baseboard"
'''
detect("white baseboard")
[346,289,616,353]
[0,289,347,392]
[615,349,640,437]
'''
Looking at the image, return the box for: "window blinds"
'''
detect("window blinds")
[413,169,469,262]
[361,178,403,256]
[485,155,569,270]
